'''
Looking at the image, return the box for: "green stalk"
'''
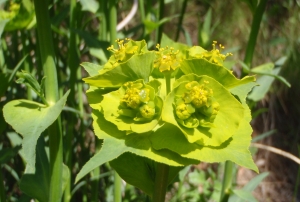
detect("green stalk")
[64,118,73,202]
[99,1,107,41]
[156,0,165,44]
[152,163,169,202]
[91,139,102,202]
[138,0,145,22]
[68,0,80,103]
[0,168,5,202]
[64,1,80,200]
[175,0,188,41]
[108,1,122,201]
[21,31,32,100]
[33,0,63,201]
[114,172,122,202]
[243,0,268,68]
[220,161,234,202]
[109,0,117,46]
[152,73,171,202]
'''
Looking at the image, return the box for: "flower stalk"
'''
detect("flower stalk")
[0,169,5,202]
[64,0,80,201]
[33,0,63,201]
[243,0,268,69]
[108,1,122,201]
[152,72,171,202]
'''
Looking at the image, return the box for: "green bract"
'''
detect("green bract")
[100,79,163,133]
[163,74,244,146]
[82,40,155,88]
[105,39,148,69]
[77,35,258,196]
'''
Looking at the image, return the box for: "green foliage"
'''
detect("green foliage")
[0,0,35,31]
[228,172,269,202]
[19,137,70,202]
[3,90,70,172]
[0,145,21,164]
[1,0,297,201]
[110,152,182,196]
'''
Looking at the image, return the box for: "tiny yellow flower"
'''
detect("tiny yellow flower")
[121,82,150,109]
[183,81,213,108]
[107,38,138,64]
[154,44,181,72]
[189,41,233,65]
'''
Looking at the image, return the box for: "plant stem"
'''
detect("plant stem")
[91,139,102,202]
[156,0,165,44]
[165,72,171,94]
[138,0,145,22]
[153,163,169,202]
[68,0,80,104]
[152,72,171,202]
[220,161,234,202]
[175,0,188,42]
[114,171,122,202]
[64,1,80,200]
[108,1,122,201]
[21,31,32,100]
[243,0,268,69]
[0,167,5,202]
[109,0,117,46]
[33,0,63,201]
[99,1,107,42]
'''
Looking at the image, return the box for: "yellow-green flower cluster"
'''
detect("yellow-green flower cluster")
[107,38,138,65]
[154,44,180,73]
[119,81,156,120]
[189,41,233,65]
[0,2,20,19]
[175,80,220,128]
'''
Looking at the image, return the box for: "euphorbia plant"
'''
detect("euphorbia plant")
[76,35,258,200]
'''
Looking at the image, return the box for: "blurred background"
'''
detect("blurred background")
[1,0,300,201]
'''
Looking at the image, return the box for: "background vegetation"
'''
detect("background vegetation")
[0,0,300,201]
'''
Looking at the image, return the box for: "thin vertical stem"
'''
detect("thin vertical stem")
[156,0,165,44]
[21,31,32,100]
[91,139,102,202]
[152,72,171,202]
[138,0,145,22]
[68,0,80,103]
[152,163,169,202]
[109,0,117,46]
[175,0,188,42]
[99,1,107,41]
[108,1,122,201]
[33,0,63,201]
[243,0,268,69]
[114,172,122,202]
[0,168,5,202]
[64,1,80,200]
[165,73,171,94]
[220,161,234,202]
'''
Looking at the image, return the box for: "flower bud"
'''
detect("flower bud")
[176,103,193,120]
[139,102,155,119]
